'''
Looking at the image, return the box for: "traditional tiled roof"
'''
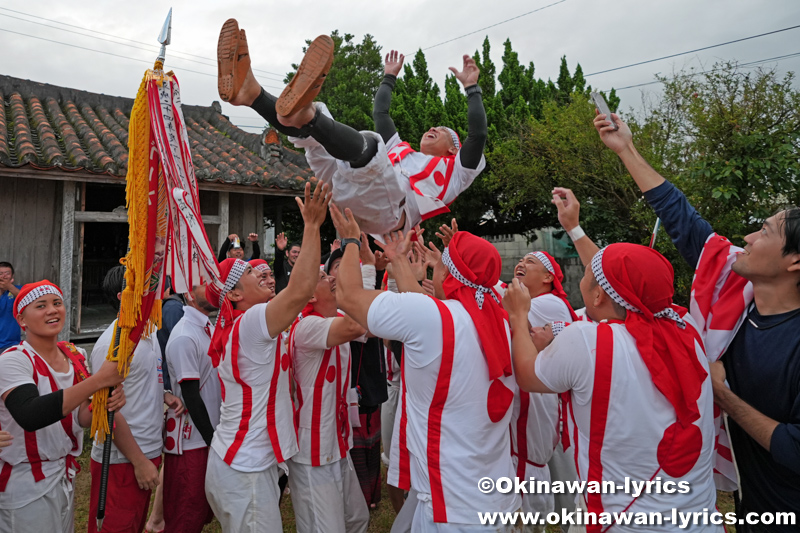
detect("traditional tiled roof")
[0,74,315,192]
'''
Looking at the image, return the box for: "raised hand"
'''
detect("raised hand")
[275,232,288,251]
[359,233,376,266]
[426,240,442,265]
[227,233,239,243]
[376,231,414,262]
[409,247,427,282]
[329,203,361,240]
[435,218,458,247]
[593,110,633,155]
[374,250,390,271]
[449,55,480,88]
[248,233,259,242]
[531,324,555,352]
[296,182,331,228]
[384,50,405,77]
[551,187,580,232]
[503,278,532,322]
[330,238,341,252]
[421,278,436,297]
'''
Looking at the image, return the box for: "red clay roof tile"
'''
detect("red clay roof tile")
[0,75,313,191]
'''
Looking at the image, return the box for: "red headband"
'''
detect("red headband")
[207,259,249,367]
[526,251,578,321]
[592,244,707,428]
[14,280,63,317]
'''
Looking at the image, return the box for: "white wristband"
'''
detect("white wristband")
[567,225,586,242]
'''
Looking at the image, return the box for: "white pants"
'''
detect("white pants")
[290,105,407,237]
[0,473,73,533]
[382,381,401,467]
[512,458,551,533]
[409,492,522,532]
[205,450,282,533]
[390,488,418,533]
[287,454,369,533]
[548,442,579,533]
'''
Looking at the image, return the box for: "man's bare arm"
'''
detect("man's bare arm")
[593,112,665,193]
[265,183,331,337]
[331,206,383,329]
[326,315,367,348]
[504,279,555,394]
[552,187,600,267]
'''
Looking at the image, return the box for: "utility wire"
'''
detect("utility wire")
[0,27,285,91]
[612,51,800,92]
[422,0,566,51]
[585,23,800,77]
[0,6,286,79]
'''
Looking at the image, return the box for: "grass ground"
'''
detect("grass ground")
[72,439,737,532]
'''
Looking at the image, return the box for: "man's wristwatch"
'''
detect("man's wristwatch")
[465,84,482,96]
[341,238,361,250]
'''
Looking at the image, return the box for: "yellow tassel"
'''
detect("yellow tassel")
[91,71,153,444]
[151,299,162,330]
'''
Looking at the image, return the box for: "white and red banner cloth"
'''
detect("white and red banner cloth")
[147,76,219,297]
[689,233,754,492]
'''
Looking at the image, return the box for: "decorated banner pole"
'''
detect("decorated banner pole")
[95,10,173,531]
[649,217,662,249]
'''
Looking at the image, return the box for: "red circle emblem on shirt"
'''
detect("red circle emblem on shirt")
[326,366,336,383]
[281,353,290,371]
[486,379,514,423]
[165,437,175,451]
[657,422,702,478]
[166,417,176,432]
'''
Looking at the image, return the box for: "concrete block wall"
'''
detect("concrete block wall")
[484,231,584,309]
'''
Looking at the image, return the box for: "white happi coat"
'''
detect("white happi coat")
[368,291,520,525]
[288,312,353,466]
[210,303,297,471]
[535,319,721,532]
[0,342,87,509]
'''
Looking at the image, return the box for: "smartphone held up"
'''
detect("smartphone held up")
[590,91,618,131]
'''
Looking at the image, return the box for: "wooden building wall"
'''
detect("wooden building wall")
[0,177,62,286]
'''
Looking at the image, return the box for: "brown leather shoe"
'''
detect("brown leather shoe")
[217,19,251,102]
[275,35,334,117]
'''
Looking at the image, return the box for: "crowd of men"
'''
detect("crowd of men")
[0,17,797,533]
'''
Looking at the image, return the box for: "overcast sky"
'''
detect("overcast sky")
[2,0,799,132]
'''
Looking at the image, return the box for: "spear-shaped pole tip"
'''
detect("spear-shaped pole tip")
[156,8,172,67]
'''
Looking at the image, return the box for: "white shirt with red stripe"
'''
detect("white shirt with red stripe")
[386,133,485,230]
[90,321,163,464]
[210,302,298,472]
[0,342,85,509]
[289,314,353,466]
[368,291,520,525]
[535,320,719,531]
[509,293,573,475]
[165,306,220,453]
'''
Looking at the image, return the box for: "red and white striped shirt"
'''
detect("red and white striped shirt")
[536,320,720,532]
[0,342,87,508]
[289,313,353,466]
[210,303,298,472]
[369,291,520,524]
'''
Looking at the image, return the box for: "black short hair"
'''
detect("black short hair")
[0,262,13,274]
[286,243,301,254]
[779,207,800,257]
[102,265,126,311]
